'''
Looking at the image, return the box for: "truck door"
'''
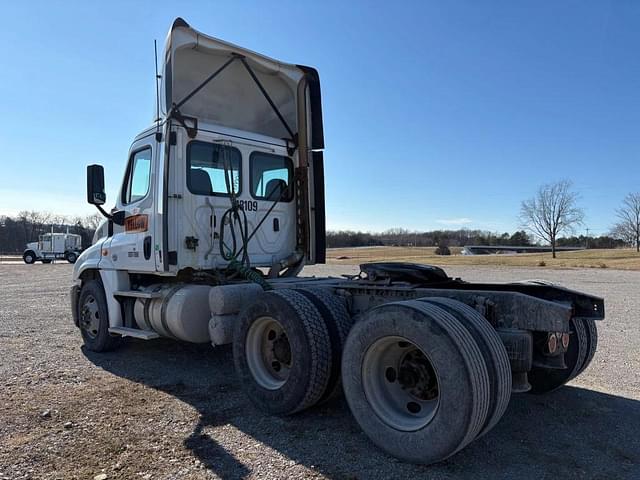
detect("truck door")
[169,130,243,270]
[104,139,158,272]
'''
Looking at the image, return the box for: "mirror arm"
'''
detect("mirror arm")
[94,205,126,226]
[95,204,112,220]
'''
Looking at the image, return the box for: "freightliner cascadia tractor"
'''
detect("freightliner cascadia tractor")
[70,18,604,464]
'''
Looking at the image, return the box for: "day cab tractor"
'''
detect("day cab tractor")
[70,18,604,465]
[24,232,82,264]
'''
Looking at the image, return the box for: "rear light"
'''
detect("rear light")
[547,334,557,354]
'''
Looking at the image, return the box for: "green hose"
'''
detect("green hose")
[228,258,272,290]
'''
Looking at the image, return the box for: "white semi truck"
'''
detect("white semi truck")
[24,232,82,264]
[70,18,604,465]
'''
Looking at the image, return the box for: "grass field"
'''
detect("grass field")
[327,246,640,270]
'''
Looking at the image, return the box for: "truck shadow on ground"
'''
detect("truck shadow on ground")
[84,339,640,480]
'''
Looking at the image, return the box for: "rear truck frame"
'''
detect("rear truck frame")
[69,18,605,465]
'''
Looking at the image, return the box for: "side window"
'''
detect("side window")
[187,141,241,196]
[250,152,293,201]
[123,148,152,204]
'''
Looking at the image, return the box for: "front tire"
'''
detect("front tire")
[65,251,78,263]
[78,280,121,352]
[23,251,36,264]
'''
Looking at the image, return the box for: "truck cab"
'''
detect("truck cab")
[75,17,325,282]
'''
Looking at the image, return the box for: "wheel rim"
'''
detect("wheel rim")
[80,294,100,339]
[245,316,292,390]
[25,254,33,263]
[362,336,440,431]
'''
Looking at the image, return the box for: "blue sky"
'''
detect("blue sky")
[0,1,638,235]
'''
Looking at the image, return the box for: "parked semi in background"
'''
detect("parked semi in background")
[69,18,604,465]
[24,232,82,264]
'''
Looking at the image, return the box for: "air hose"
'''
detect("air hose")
[217,143,289,289]
[218,144,250,267]
[227,258,272,290]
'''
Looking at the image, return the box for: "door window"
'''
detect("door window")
[250,152,293,201]
[123,148,152,204]
[187,141,242,196]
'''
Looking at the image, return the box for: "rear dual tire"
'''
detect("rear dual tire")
[233,288,352,415]
[528,317,598,394]
[417,298,511,438]
[341,299,508,464]
[235,293,511,464]
[295,288,353,403]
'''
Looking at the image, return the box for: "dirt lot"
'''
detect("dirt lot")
[1,263,639,480]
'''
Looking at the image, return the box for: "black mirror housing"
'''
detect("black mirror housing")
[87,165,106,205]
[111,210,126,226]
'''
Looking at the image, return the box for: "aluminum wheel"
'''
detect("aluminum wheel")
[362,336,440,431]
[245,316,292,390]
[80,294,100,339]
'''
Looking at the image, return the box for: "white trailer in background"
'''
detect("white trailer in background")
[24,232,82,264]
[69,18,605,465]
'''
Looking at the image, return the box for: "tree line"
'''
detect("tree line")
[0,211,102,253]
[328,181,638,258]
[327,228,623,250]
[327,229,534,248]
[2,183,638,257]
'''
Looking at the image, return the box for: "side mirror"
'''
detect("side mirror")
[87,165,106,205]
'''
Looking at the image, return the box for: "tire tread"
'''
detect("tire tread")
[269,289,332,413]
[403,300,491,455]
[418,297,511,439]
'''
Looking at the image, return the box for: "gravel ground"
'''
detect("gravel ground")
[0,263,638,480]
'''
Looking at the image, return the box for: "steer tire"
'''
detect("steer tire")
[23,251,36,264]
[65,251,78,264]
[417,297,512,439]
[295,288,353,403]
[528,318,588,394]
[233,289,331,416]
[341,300,490,464]
[78,280,121,352]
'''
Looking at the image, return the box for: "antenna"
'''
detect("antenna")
[154,40,161,139]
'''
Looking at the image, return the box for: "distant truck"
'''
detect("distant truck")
[23,232,82,264]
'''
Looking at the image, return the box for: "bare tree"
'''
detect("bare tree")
[611,193,640,252]
[50,213,69,227]
[520,180,584,258]
[83,212,105,230]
